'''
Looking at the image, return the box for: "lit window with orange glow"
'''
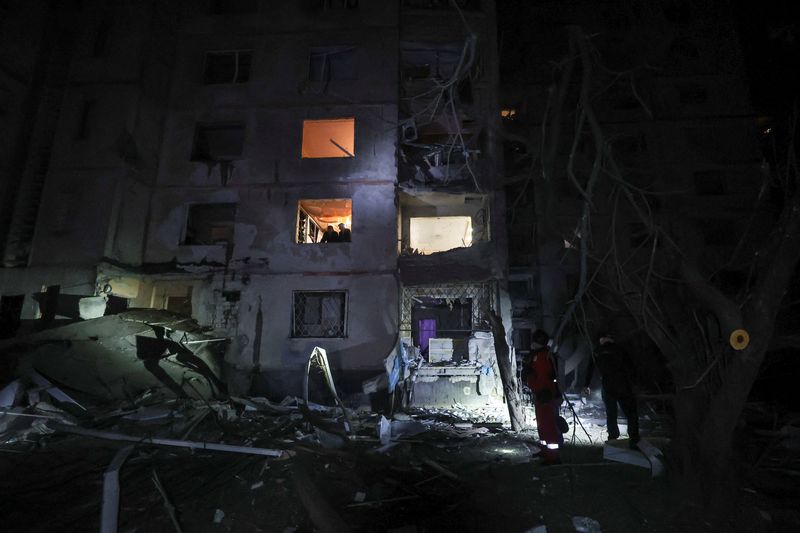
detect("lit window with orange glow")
[297,199,353,244]
[301,118,355,158]
[500,108,517,119]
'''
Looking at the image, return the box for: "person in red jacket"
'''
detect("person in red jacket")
[525,329,563,464]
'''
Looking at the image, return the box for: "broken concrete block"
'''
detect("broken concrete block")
[524,526,547,533]
[391,419,427,440]
[428,338,453,363]
[378,415,391,445]
[603,439,664,477]
[29,371,85,410]
[0,379,23,408]
[571,516,602,533]
[5,311,226,402]
[78,296,107,320]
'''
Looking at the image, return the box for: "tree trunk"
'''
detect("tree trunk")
[488,310,525,431]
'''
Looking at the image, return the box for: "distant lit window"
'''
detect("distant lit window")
[297,199,352,243]
[204,50,252,84]
[191,123,245,161]
[301,118,355,158]
[184,203,236,245]
[293,291,347,338]
[409,216,472,254]
[500,108,517,119]
[309,46,358,82]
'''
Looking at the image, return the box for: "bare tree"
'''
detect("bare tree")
[524,25,800,514]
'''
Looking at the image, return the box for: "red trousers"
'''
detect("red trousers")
[535,399,563,463]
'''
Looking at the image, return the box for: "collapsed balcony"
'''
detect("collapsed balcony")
[398,38,490,191]
[398,282,503,408]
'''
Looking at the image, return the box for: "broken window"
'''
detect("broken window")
[166,287,192,316]
[76,100,96,140]
[301,118,355,158]
[183,203,236,245]
[296,199,352,243]
[400,283,495,349]
[292,291,347,338]
[401,42,463,81]
[411,297,473,360]
[209,0,257,15]
[308,46,358,82]
[693,170,726,195]
[409,216,472,254]
[191,123,245,161]
[204,50,253,84]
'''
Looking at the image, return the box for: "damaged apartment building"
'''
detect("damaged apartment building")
[0,0,509,406]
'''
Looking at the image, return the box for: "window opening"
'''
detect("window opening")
[184,203,236,245]
[293,291,347,338]
[411,296,473,361]
[301,118,355,158]
[409,216,472,254]
[191,123,245,161]
[309,46,358,82]
[297,199,352,243]
[204,50,253,84]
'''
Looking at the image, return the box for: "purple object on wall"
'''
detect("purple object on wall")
[418,319,437,352]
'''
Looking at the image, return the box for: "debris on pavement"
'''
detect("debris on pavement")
[572,516,602,533]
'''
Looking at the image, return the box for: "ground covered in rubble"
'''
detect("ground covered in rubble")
[2,396,799,533]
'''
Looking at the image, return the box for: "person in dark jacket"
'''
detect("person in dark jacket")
[583,333,640,446]
[337,223,352,242]
[320,225,339,243]
[525,329,563,464]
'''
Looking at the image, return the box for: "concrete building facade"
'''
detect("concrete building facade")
[0,0,508,403]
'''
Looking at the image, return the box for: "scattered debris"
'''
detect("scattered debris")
[0,310,227,401]
[571,516,602,533]
[52,424,286,457]
[524,526,548,533]
[603,439,664,477]
[100,445,134,533]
